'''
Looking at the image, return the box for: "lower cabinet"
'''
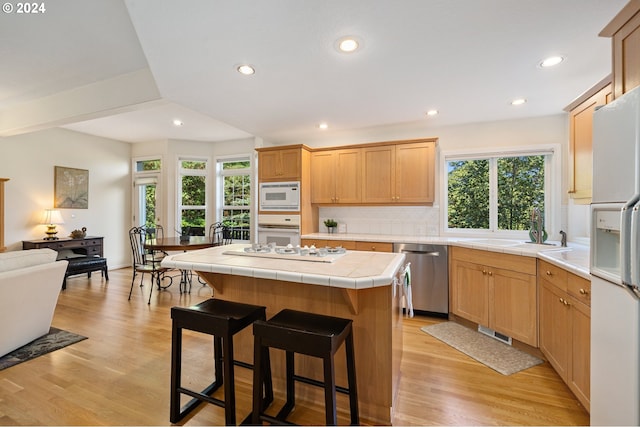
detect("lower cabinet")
[300,238,391,252]
[450,247,537,346]
[538,259,591,412]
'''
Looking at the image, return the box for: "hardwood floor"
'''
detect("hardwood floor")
[0,268,589,426]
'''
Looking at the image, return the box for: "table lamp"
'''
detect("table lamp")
[42,209,64,240]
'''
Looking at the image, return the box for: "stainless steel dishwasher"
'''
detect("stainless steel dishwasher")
[394,243,448,317]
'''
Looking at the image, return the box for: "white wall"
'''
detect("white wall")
[1,128,131,268]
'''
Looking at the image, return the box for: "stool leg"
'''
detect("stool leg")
[169,323,182,423]
[262,346,273,405]
[222,335,236,426]
[276,351,296,421]
[345,332,359,425]
[251,335,264,425]
[213,336,223,386]
[323,355,338,426]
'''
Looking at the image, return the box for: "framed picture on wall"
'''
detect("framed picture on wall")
[54,166,89,209]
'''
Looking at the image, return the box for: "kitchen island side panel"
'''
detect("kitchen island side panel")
[198,272,402,425]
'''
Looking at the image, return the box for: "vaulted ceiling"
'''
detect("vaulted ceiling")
[0,0,628,144]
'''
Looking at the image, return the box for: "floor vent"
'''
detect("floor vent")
[478,325,512,345]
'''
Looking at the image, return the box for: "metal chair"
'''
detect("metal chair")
[208,222,231,246]
[143,224,168,262]
[128,226,173,304]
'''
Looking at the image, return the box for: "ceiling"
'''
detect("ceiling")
[0,0,628,144]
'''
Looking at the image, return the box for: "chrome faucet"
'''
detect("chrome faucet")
[559,230,567,247]
[530,207,543,244]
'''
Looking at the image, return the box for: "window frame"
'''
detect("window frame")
[441,144,561,239]
[176,156,209,232]
[132,156,163,228]
[216,154,253,240]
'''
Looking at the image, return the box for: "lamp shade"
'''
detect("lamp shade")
[42,209,64,225]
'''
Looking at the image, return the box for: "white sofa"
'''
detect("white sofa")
[0,249,68,357]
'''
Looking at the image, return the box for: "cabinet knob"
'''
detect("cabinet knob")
[488,271,493,276]
[579,288,589,295]
[371,246,376,251]
[482,269,487,275]
[546,270,552,276]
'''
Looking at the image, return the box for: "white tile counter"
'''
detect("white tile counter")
[161,243,406,289]
[303,232,591,279]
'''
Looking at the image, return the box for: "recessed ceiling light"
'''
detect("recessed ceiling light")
[511,98,527,106]
[318,122,328,130]
[335,36,362,53]
[173,119,184,126]
[237,64,255,75]
[540,55,564,68]
[426,110,439,117]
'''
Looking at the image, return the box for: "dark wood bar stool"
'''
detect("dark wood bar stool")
[170,298,273,426]
[251,309,359,426]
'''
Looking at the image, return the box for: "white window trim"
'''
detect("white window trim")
[216,154,253,237]
[440,144,561,240]
[176,156,210,230]
[132,156,163,227]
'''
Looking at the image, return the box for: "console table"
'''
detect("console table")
[23,236,107,289]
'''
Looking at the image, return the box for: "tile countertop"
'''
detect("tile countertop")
[303,233,591,280]
[160,243,406,290]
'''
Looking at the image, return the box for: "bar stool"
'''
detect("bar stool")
[170,298,273,426]
[251,309,359,426]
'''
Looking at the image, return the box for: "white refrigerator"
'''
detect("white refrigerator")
[591,85,640,426]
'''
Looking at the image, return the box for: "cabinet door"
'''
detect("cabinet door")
[539,280,570,381]
[362,145,395,203]
[395,142,435,203]
[569,298,591,411]
[335,149,362,203]
[568,84,611,200]
[259,149,300,181]
[450,260,489,326]
[612,11,640,98]
[489,267,537,346]
[310,151,336,203]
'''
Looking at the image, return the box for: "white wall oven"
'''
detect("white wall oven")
[257,214,300,247]
[259,181,300,212]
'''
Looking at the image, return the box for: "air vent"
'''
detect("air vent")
[478,325,512,345]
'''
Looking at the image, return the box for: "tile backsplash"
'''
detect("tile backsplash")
[319,206,440,236]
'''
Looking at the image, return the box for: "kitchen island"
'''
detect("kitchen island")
[161,244,406,425]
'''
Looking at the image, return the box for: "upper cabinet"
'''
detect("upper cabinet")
[257,147,302,181]
[600,1,640,99]
[311,148,362,204]
[311,139,436,206]
[362,141,435,204]
[565,78,612,201]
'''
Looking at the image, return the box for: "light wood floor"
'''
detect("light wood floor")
[0,268,589,426]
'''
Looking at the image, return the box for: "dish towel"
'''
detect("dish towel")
[403,262,414,318]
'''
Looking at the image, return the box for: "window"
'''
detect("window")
[178,158,207,234]
[217,157,251,240]
[444,148,555,236]
[133,158,161,228]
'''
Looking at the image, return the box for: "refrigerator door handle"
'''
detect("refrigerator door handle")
[627,197,640,287]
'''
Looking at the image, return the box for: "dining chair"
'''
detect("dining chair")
[208,222,231,246]
[129,226,173,304]
[143,224,168,262]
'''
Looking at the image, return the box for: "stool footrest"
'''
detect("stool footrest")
[257,412,297,426]
[293,374,351,395]
[172,380,224,422]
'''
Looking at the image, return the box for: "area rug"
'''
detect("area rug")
[421,322,542,375]
[0,327,87,371]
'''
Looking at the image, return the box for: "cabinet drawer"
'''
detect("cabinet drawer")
[355,241,393,252]
[300,239,328,248]
[330,240,357,250]
[538,260,568,291]
[567,273,591,306]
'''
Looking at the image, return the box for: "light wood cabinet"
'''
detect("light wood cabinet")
[258,147,301,181]
[538,259,590,411]
[300,238,390,252]
[362,141,435,204]
[449,247,537,346]
[600,1,640,98]
[311,149,361,204]
[566,78,612,201]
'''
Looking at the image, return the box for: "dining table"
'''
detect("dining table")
[144,236,217,291]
